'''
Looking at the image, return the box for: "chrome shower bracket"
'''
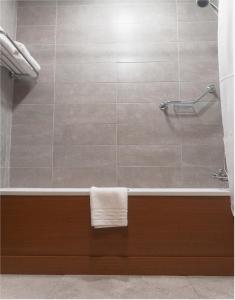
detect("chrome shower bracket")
[212,168,228,182]
[212,159,229,182]
[159,84,216,111]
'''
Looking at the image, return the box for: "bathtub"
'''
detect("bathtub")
[1,188,234,275]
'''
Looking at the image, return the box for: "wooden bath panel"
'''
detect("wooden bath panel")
[1,195,234,275]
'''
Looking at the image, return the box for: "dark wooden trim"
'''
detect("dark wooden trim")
[2,256,234,275]
[1,195,234,275]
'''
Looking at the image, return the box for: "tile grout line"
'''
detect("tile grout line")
[115,59,119,186]
[51,0,58,187]
[8,164,224,169]
[175,0,183,187]
[8,0,19,187]
[17,21,219,27]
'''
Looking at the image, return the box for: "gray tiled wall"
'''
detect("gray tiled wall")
[0,0,17,187]
[10,0,226,188]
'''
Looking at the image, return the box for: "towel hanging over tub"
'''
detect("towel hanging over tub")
[90,187,128,229]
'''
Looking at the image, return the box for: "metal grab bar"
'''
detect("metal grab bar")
[159,84,216,111]
[0,28,39,78]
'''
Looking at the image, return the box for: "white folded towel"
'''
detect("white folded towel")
[15,41,41,72]
[0,28,40,78]
[0,42,24,74]
[90,187,128,228]
[0,34,17,54]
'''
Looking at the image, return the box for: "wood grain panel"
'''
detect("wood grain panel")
[1,195,234,275]
[1,196,233,257]
[2,256,234,275]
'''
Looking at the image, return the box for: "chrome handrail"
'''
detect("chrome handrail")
[159,84,216,111]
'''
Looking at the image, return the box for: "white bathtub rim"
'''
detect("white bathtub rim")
[0,188,230,196]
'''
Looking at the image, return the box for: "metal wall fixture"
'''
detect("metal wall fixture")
[213,160,229,182]
[159,84,216,111]
[0,29,39,79]
[196,0,218,15]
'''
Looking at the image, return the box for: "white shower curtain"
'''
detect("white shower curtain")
[218,0,234,212]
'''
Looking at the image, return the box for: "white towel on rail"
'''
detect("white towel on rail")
[90,187,128,228]
[0,33,17,54]
[15,41,41,72]
[0,29,39,78]
[0,43,23,74]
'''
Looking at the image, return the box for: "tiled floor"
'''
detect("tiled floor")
[10,0,226,188]
[0,275,234,299]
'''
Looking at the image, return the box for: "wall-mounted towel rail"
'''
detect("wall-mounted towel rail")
[0,28,39,78]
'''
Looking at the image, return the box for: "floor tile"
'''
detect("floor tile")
[188,276,234,299]
[0,275,233,299]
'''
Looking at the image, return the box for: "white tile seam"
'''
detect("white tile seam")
[51,0,58,186]
[16,22,218,27]
[11,144,216,147]
[175,0,183,187]
[115,81,119,187]
[8,0,18,187]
